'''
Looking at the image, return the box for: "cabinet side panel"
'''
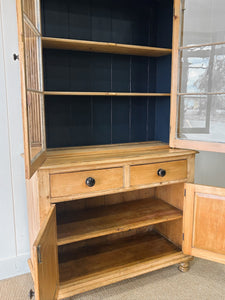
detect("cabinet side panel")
[187,154,195,182]
[38,170,51,225]
[154,219,183,248]
[154,183,184,247]
[26,173,41,260]
[155,183,185,211]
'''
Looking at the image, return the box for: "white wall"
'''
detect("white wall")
[0,0,225,281]
[0,0,30,280]
[195,151,225,188]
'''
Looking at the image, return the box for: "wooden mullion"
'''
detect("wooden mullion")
[179,40,225,50]
[169,0,181,147]
[178,92,225,96]
[23,13,41,36]
[172,139,225,153]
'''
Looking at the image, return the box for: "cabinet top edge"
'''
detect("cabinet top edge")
[39,142,197,170]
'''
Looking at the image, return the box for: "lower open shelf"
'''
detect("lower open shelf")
[58,230,188,299]
[57,198,182,246]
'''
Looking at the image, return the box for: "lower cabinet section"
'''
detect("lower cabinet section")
[28,146,225,299]
[51,184,189,299]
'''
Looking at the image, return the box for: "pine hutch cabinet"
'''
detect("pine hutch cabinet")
[16,0,225,299]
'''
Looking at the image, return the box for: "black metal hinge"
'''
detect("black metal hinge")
[37,245,42,264]
[184,189,186,197]
[13,54,19,61]
[182,233,184,240]
[29,289,35,299]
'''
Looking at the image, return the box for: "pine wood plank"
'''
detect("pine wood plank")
[22,0,36,26]
[169,0,181,147]
[47,142,169,157]
[57,198,182,246]
[58,231,187,298]
[59,232,178,282]
[41,142,196,170]
[44,91,170,97]
[42,37,172,57]
[172,139,225,154]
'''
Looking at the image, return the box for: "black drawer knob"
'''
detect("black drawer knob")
[157,169,166,177]
[86,177,95,187]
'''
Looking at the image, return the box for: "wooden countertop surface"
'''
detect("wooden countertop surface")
[40,141,196,170]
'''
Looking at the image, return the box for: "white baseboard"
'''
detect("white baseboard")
[0,253,30,280]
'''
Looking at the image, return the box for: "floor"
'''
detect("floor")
[0,258,225,300]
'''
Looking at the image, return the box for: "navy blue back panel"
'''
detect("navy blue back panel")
[45,96,163,148]
[155,0,173,48]
[92,97,112,145]
[43,50,158,93]
[153,0,172,144]
[154,96,170,143]
[112,97,130,144]
[42,0,173,148]
[41,0,155,45]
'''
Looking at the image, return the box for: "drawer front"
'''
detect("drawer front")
[130,160,187,186]
[50,168,124,198]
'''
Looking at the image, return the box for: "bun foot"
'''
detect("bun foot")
[178,261,190,272]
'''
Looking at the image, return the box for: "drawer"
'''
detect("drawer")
[130,160,187,186]
[50,167,124,198]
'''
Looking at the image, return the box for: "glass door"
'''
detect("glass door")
[170,0,225,152]
[17,0,46,178]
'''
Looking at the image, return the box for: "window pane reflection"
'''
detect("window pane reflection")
[181,0,225,47]
[178,95,225,143]
[180,44,225,93]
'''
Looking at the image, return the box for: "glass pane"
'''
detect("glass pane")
[27,92,45,160]
[180,44,225,93]
[181,0,225,47]
[177,95,225,143]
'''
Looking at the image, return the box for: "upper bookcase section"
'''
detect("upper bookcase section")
[41,0,173,49]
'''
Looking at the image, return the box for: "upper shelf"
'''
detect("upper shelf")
[44,91,171,97]
[42,37,172,57]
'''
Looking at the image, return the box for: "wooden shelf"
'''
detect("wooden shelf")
[42,37,172,57]
[44,91,170,97]
[58,231,184,299]
[57,198,182,246]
